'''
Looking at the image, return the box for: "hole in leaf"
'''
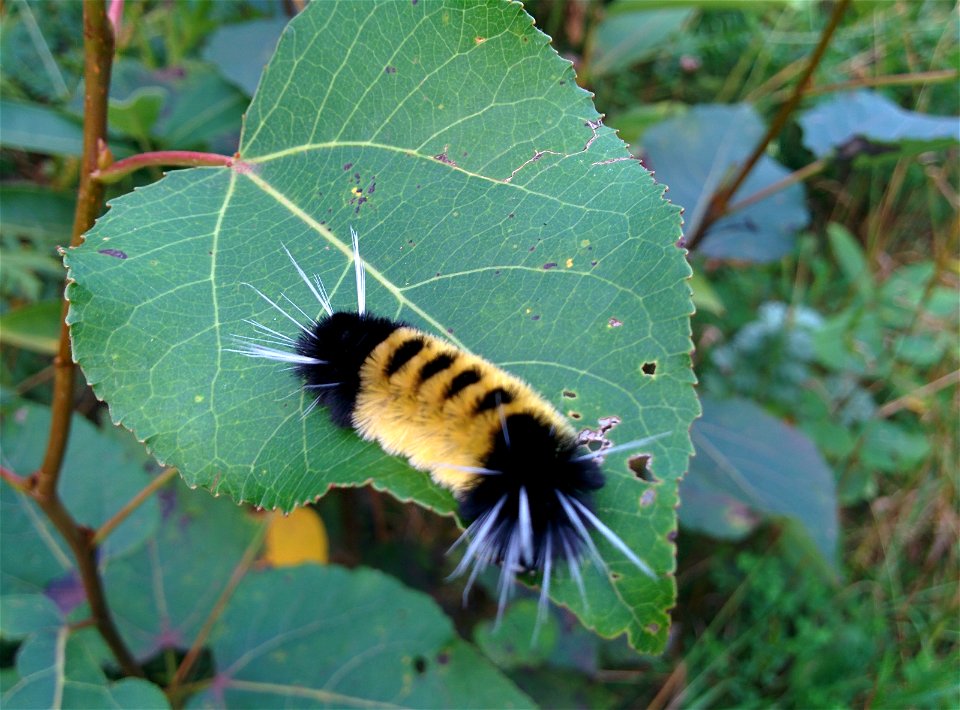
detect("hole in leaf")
[569,411,582,420]
[561,390,577,399]
[641,362,657,375]
[413,656,428,674]
[629,455,655,482]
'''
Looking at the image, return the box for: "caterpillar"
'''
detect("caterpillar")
[229,228,664,624]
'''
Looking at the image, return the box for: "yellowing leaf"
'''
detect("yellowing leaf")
[263,508,328,567]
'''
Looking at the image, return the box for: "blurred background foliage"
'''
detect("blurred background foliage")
[1,0,957,707]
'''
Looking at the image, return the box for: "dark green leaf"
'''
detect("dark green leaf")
[66,0,695,651]
[681,396,839,566]
[3,625,168,709]
[588,6,693,78]
[0,401,161,590]
[195,565,534,708]
[0,594,62,638]
[0,98,84,156]
[642,104,809,262]
[201,17,289,96]
[474,600,560,669]
[0,184,76,247]
[103,486,262,658]
[0,300,62,355]
[799,90,960,161]
[108,87,166,142]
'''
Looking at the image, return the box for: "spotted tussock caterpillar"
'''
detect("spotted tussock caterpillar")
[228,228,667,625]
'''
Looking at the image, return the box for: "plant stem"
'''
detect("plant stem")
[805,69,959,96]
[726,158,829,215]
[93,150,234,184]
[39,0,114,496]
[31,0,143,680]
[1,465,30,491]
[685,0,851,252]
[92,467,179,546]
[168,523,267,696]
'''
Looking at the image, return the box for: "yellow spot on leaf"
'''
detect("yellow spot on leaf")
[475,36,486,44]
[263,508,329,567]
[565,258,574,268]
[351,186,362,196]
[193,395,204,403]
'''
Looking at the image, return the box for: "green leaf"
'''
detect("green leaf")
[799,90,960,161]
[642,104,809,262]
[826,222,873,296]
[0,248,63,301]
[587,5,694,78]
[0,184,76,247]
[0,594,62,638]
[0,98,84,156]
[474,599,560,669]
[65,0,695,651]
[70,59,247,152]
[0,0,82,103]
[0,300,62,355]
[681,396,839,566]
[201,17,289,96]
[0,592,167,709]
[2,625,169,709]
[0,401,161,590]
[108,87,166,142]
[103,485,262,657]
[607,101,687,147]
[195,565,533,708]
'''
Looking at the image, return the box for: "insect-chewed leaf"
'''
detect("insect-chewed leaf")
[65,0,695,652]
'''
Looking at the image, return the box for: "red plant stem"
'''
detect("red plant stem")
[31,0,143,679]
[93,150,234,184]
[1,465,30,491]
[684,0,851,252]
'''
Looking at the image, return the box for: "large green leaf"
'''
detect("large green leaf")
[0,401,161,594]
[680,396,838,567]
[104,483,530,707]
[799,89,960,161]
[65,0,695,651]
[1,595,168,709]
[193,566,534,708]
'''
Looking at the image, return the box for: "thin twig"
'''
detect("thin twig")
[30,0,144,679]
[168,522,268,694]
[93,150,234,184]
[877,370,960,418]
[1,465,31,492]
[726,158,829,215]
[805,69,959,97]
[685,0,851,251]
[92,467,179,546]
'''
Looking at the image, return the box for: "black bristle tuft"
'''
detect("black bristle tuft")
[294,312,400,427]
[460,414,604,573]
